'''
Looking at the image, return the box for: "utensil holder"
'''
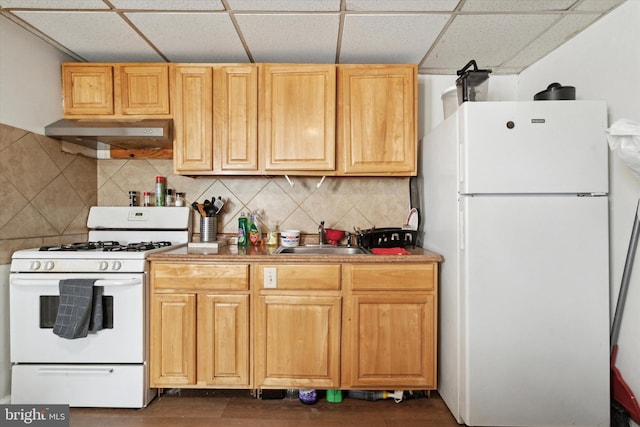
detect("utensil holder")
[200,217,217,242]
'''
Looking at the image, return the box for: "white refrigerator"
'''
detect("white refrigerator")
[420,101,610,426]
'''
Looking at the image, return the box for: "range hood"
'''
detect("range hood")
[45,119,172,150]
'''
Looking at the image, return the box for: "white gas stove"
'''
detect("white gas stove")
[9,206,191,408]
[11,207,191,273]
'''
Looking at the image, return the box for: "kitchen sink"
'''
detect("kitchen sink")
[273,245,372,255]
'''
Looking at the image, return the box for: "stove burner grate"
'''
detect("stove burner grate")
[39,241,172,252]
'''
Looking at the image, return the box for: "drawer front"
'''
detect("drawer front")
[152,263,249,290]
[348,263,435,291]
[257,264,341,290]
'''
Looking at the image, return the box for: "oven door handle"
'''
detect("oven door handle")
[10,278,142,287]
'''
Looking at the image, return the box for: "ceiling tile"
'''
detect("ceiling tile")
[422,14,558,72]
[574,0,627,12]
[125,12,248,62]
[461,0,577,12]
[346,0,459,12]
[235,13,339,63]
[13,11,163,61]
[340,14,450,64]
[0,0,108,9]
[503,13,600,69]
[110,0,224,10]
[227,0,340,11]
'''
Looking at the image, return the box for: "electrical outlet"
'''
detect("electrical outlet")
[264,267,277,289]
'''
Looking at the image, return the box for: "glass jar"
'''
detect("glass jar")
[175,192,185,207]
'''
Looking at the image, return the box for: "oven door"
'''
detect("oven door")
[10,272,147,363]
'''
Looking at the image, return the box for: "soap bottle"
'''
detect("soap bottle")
[238,212,249,246]
[249,213,262,246]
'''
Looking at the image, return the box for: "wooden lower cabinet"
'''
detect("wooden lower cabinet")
[150,261,437,391]
[342,263,438,389]
[150,263,250,388]
[152,293,197,385]
[254,264,342,389]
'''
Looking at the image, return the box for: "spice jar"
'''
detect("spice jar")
[175,192,185,207]
[155,176,166,207]
[128,191,138,207]
[143,191,151,207]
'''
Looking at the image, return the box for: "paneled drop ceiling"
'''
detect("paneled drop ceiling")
[0,0,628,74]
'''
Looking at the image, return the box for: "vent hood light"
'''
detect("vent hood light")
[45,119,172,150]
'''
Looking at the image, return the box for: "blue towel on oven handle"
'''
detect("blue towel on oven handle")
[52,279,104,339]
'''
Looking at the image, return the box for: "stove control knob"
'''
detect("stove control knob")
[30,261,41,271]
[44,261,55,271]
[99,261,109,271]
[112,261,122,271]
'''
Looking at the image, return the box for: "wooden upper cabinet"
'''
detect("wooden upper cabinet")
[214,65,258,172]
[119,65,170,115]
[174,64,258,174]
[173,66,214,172]
[63,64,114,115]
[62,63,170,117]
[260,64,336,172]
[337,64,417,175]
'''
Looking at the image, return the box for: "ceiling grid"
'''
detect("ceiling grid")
[0,0,628,74]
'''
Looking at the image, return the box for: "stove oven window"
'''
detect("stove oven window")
[39,296,114,329]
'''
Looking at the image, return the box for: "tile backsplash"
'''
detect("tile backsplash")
[98,159,411,241]
[0,124,97,263]
[0,121,411,261]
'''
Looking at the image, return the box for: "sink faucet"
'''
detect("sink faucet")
[318,221,325,246]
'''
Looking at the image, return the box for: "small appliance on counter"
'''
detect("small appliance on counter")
[455,59,492,103]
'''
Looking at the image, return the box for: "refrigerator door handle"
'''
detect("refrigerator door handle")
[459,201,465,251]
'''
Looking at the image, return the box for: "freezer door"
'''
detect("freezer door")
[459,101,608,195]
[460,195,610,426]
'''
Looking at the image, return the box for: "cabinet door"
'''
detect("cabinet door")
[260,64,336,171]
[344,293,436,389]
[255,295,341,388]
[173,66,214,172]
[199,294,250,386]
[214,65,258,171]
[62,65,114,115]
[119,65,170,115]
[338,65,416,175]
[151,293,197,386]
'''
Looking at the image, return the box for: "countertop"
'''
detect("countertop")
[148,244,443,264]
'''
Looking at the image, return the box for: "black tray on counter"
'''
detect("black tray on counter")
[357,227,417,249]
